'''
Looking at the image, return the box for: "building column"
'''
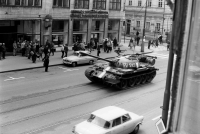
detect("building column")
[104,18,108,39]
[87,18,92,43]
[68,19,73,46]
[63,20,69,45]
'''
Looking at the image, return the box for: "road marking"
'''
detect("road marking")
[64,69,79,72]
[58,67,68,69]
[4,77,25,81]
[152,115,161,121]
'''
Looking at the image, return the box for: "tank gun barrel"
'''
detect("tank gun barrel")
[79,51,113,63]
[135,53,157,59]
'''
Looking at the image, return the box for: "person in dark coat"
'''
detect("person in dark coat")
[103,39,108,52]
[43,55,49,72]
[148,40,151,49]
[43,45,49,58]
[32,51,37,63]
[97,43,101,57]
[113,37,118,49]
[64,44,68,57]
[2,43,6,59]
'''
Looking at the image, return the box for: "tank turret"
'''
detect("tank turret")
[80,52,159,89]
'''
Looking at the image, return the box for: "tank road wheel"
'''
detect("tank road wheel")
[147,71,156,82]
[128,77,136,87]
[85,68,96,82]
[116,79,127,90]
[141,75,147,84]
[135,76,142,85]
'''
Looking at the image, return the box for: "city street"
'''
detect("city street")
[0,50,171,134]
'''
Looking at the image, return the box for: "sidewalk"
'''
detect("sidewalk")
[0,40,166,73]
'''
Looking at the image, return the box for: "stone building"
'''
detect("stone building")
[0,0,125,51]
[124,0,173,40]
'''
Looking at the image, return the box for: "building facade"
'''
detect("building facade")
[0,0,125,51]
[124,0,173,40]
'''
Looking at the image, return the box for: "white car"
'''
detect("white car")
[72,106,144,134]
[63,51,97,67]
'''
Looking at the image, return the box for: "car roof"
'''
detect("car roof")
[75,51,90,54]
[92,106,128,121]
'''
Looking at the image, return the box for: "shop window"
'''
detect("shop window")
[74,0,89,9]
[73,20,87,31]
[53,0,70,8]
[52,35,63,46]
[109,0,121,10]
[138,0,142,6]
[93,0,106,10]
[52,20,64,32]
[158,0,162,7]
[3,0,41,6]
[95,21,100,31]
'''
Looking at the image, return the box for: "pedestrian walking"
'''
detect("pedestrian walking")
[136,36,140,46]
[38,46,43,60]
[13,41,17,56]
[103,38,108,52]
[43,55,49,72]
[50,42,55,56]
[148,40,151,49]
[97,42,101,57]
[61,44,64,58]
[21,41,25,56]
[107,39,112,53]
[129,38,134,49]
[155,39,159,47]
[0,43,2,60]
[64,44,68,57]
[32,51,37,63]
[2,43,6,59]
[43,45,49,58]
[113,37,118,49]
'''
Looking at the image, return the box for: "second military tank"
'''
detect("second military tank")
[80,52,159,89]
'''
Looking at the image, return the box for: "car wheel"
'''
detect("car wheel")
[72,62,77,67]
[89,60,94,65]
[132,125,140,134]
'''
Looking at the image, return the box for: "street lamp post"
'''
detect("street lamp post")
[141,0,147,52]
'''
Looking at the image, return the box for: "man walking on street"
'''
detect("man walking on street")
[13,41,17,56]
[43,55,49,72]
[97,42,101,57]
[64,43,68,57]
[2,43,6,59]
[113,37,117,49]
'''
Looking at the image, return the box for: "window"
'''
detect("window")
[156,23,161,32]
[147,0,152,7]
[87,114,109,128]
[112,117,121,127]
[109,0,121,10]
[75,0,89,9]
[108,20,113,30]
[146,22,150,30]
[129,0,132,5]
[136,21,140,27]
[122,114,131,123]
[53,0,69,7]
[0,0,42,6]
[158,0,162,7]
[138,0,142,6]
[93,0,106,10]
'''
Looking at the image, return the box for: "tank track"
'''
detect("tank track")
[85,67,157,90]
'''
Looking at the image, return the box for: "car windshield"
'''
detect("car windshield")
[73,53,80,56]
[88,114,110,129]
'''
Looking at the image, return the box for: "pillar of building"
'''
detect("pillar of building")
[87,18,92,43]
[68,19,73,46]
[104,18,108,39]
[63,20,69,45]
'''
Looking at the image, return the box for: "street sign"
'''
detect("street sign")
[155,118,166,134]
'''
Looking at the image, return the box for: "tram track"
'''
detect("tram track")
[0,66,167,115]
[1,74,166,127]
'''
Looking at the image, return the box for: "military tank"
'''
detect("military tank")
[80,52,159,89]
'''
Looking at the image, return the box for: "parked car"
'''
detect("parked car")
[72,106,144,134]
[63,51,97,67]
